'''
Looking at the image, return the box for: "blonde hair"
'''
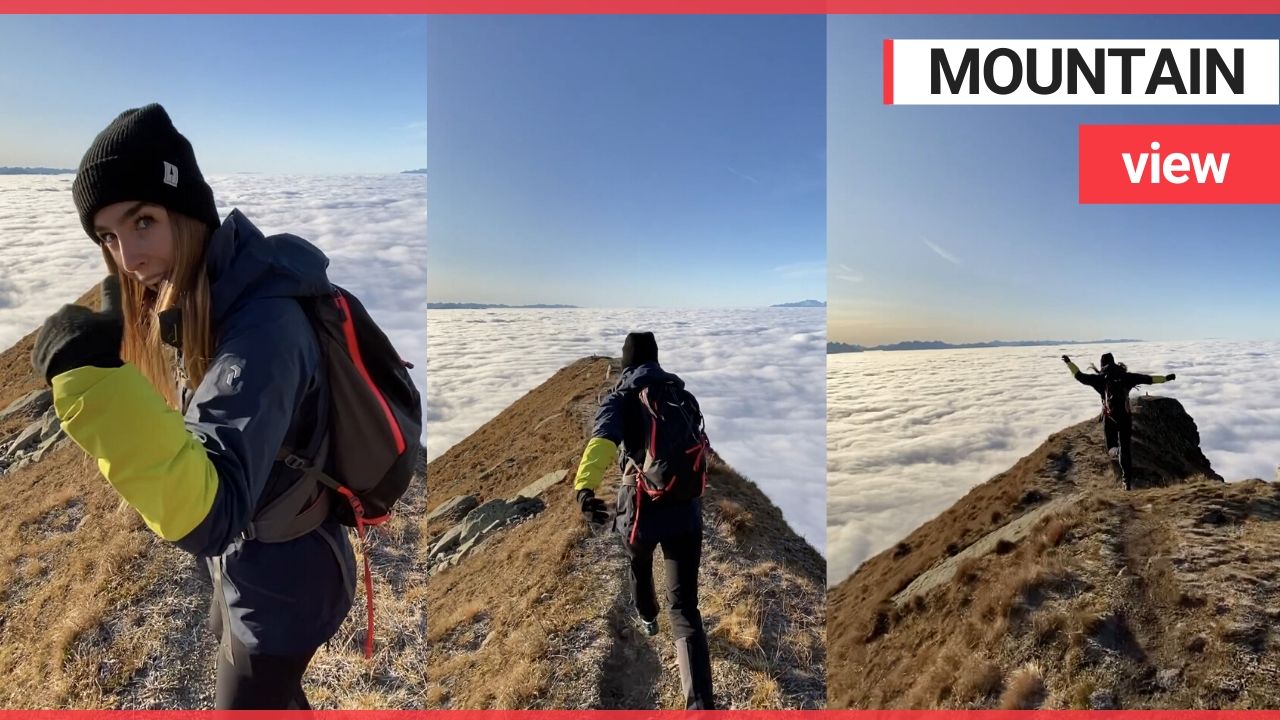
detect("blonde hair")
[102,211,215,408]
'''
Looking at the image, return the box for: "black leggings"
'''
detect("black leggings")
[209,589,318,710]
[625,525,716,710]
[1104,416,1134,484]
[214,632,317,710]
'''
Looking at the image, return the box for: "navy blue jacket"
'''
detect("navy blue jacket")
[186,210,355,655]
[593,362,702,544]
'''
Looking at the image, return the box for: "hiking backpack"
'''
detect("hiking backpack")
[307,285,419,522]
[245,284,422,658]
[622,381,711,505]
[1100,367,1131,419]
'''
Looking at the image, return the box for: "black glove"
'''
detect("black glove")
[1165,373,1176,381]
[32,275,124,383]
[1061,355,1071,364]
[576,488,609,527]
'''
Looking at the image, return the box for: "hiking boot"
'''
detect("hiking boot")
[634,613,658,637]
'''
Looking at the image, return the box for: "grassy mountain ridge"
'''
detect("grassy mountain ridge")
[828,395,1280,709]
[424,356,826,709]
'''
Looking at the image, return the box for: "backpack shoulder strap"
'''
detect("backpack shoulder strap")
[242,434,333,542]
[241,298,334,543]
[675,384,706,430]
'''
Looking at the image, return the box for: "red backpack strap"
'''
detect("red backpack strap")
[311,469,385,660]
[332,484,377,660]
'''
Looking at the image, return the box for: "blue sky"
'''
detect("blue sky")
[427,16,826,308]
[830,15,1280,346]
[0,16,426,174]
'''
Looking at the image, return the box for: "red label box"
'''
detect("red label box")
[1079,124,1280,204]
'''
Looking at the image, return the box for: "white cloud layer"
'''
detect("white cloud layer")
[0,173,426,428]
[828,339,1280,586]
[427,307,827,554]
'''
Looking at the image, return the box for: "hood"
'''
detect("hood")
[616,361,684,392]
[1102,362,1129,379]
[205,209,332,323]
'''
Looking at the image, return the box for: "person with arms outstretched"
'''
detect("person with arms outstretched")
[1063,352,1176,490]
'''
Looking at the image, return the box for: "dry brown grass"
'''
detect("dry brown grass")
[708,598,763,651]
[982,616,1011,646]
[0,438,178,707]
[425,683,449,706]
[955,556,982,585]
[1066,678,1097,709]
[715,499,753,539]
[999,662,1046,709]
[1036,511,1078,550]
[1031,611,1067,646]
[973,556,1072,624]
[902,653,959,708]
[747,673,783,708]
[953,658,1002,704]
[427,600,487,643]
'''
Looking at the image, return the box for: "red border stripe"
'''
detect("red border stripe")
[2,711,1280,718]
[6,711,1280,718]
[883,38,894,105]
[3,0,1280,12]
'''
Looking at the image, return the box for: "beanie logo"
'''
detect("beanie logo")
[163,161,179,187]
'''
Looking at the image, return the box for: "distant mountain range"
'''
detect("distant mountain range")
[0,167,74,175]
[402,168,428,175]
[428,302,580,310]
[828,338,1143,354]
[827,342,868,353]
[771,300,826,308]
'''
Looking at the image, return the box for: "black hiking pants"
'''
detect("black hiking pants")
[210,591,318,710]
[624,524,716,710]
[1103,414,1134,486]
[215,639,316,710]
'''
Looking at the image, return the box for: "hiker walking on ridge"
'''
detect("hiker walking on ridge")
[1063,352,1175,490]
[31,104,419,709]
[573,332,716,710]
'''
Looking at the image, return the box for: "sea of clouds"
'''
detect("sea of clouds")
[828,339,1280,586]
[0,173,427,412]
[427,307,827,553]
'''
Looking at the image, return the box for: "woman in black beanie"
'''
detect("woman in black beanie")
[31,104,356,709]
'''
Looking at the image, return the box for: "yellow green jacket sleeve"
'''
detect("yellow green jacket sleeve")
[55,364,218,541]
[53,297,321,557]
[574,387,628,492]
[574,437,618,492]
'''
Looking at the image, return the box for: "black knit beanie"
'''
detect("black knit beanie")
[621,332,658,369]
[73,104,219,242]
[1100,352,1115,369]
